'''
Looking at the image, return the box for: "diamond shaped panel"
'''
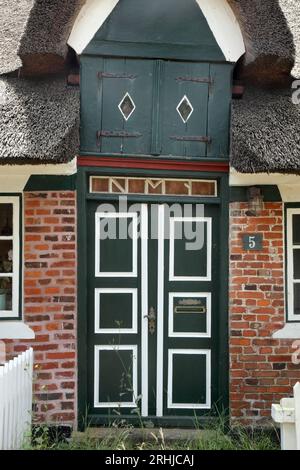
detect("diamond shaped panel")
[118,93,136,121]
[176,95,194,123]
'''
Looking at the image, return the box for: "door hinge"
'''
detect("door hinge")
[96,130,142,145]
[98,72,137,79]
[170,135,211,143]
[97,130,142,138]
[176,76,212,85]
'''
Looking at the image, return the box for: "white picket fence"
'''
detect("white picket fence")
[0,348,34,450]
[272,382,300,450]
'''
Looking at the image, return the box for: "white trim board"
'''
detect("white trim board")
[278,186,300,203]
[0,158,77,192]
[0,321,35,339]
[156,204,165,417]
[230,169,300,187]
[286,209,300,322]
[0,197,20,319]
[195,0,245,62]
[68,0,119,54]
[230,169,300,202]
[141,204,148,417]
[68,0,245,62]
[273,323,300,339]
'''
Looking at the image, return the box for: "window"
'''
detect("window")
[287,208,300,322]
[0,197,20,319]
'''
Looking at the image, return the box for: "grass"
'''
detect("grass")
[25,416,280,451]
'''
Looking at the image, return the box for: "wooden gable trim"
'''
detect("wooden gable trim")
[68,0,245,62]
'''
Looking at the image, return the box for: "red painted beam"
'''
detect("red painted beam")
[77,156,229,173]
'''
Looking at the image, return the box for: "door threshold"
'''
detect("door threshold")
[73,427,216,443]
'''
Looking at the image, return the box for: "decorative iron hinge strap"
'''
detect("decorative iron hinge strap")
[170,135,211,143]
[97,130,142,140]
[176,76,212,84]
[98,72,137,79]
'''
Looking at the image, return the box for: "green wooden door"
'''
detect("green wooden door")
[86,200,222,422]
[99,59,154,155]
[160,61,210,157]
[81,58,155,155]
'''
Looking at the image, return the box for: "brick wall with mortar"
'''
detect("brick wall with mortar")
[230,201,300,425]
[5,191,77,427]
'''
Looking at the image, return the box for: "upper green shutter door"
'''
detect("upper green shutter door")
[160,61,210,158]
[81,58,154,155]
[100,59,154,155]
[80,57,232,158]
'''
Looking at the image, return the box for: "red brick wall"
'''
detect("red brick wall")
[230,202,300,425]
[5,191,77,426]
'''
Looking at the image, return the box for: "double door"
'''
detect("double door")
[87,200,223,421]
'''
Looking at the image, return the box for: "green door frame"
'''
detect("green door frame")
[77,166,229,429]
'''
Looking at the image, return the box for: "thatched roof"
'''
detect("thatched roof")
[19,0,84,58]
[0,77,79,164]
[228,0,300,83]
[229,1,300,173]
[18,0,84,74]
[0,0,84,76]
[0,0,34,75]
[278,0,300,79]
[0,0,299,77]
[231,87,300,174]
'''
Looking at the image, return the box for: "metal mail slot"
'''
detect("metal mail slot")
[174,297,207,315]
[174,306,206,315]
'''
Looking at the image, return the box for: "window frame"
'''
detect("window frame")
[0,195,21,319]
[287,207,300,322]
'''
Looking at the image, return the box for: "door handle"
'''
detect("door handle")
[144,307,156,335]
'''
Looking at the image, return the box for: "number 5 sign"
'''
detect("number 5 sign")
[242,234,263,251]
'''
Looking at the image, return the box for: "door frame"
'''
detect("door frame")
[77,165,229,428]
